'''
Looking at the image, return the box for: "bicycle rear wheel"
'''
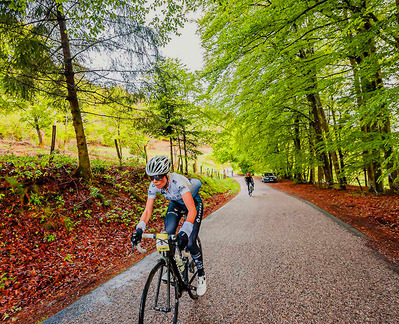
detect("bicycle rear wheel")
[139,259,179,324]
[249,184,254,196]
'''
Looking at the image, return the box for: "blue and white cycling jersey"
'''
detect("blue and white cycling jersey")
[148,172,202,205]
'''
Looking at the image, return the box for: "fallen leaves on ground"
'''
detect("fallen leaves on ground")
[0,163,237,323]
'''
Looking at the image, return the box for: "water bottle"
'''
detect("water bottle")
[175,253,184,274]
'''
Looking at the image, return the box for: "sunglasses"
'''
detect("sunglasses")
[150,174,166,181]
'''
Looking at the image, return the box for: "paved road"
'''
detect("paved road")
[44,176,399,323]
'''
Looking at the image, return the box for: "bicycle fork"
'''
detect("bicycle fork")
[153,264,172,313]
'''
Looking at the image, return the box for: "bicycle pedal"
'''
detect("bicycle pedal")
[154,306,171,313]
[162,278,176,286]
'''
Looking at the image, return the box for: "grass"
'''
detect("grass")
[194,173,240,200]
[0,138,233,176]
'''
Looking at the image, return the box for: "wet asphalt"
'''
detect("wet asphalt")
[43,176,399,324]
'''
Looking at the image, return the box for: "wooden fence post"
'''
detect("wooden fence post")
[50,125,56,155]
[114,139,122,168]
[49,125,57,163]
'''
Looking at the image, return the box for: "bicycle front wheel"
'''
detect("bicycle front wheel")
[139,259,179,324]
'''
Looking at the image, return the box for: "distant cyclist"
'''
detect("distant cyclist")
[244,172,254,195]
[132,155,206,296]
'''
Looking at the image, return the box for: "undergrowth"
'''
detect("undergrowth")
[0,153,238,323]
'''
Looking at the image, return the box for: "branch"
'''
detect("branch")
[80,110,145,121]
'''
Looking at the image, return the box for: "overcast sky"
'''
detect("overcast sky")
[161,14,204,72]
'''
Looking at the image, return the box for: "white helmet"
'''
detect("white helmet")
[146,155,171,176]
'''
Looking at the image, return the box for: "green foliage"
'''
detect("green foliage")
[0,112,29,141]
[89,186,101,198]
[6,153,73,193]
[64,217,74,232]
[0,273,13,290]
[63,253,74,263]
[104,207,135,226]
[237,160,255,176]
[28,193,43,207]
[1,0,191,182]
[199,0,399,191]
[5,176,24,197]
[194,173,240,200]
[142,58,208,168]
[44,233,56,242]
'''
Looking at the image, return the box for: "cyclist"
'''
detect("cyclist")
[244,172,254,195]
[132,155,206,296]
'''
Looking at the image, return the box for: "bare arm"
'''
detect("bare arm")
[138,198,155,228]
[181,191,196,224]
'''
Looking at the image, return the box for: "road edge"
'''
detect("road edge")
[266,184,399,274]
[39,182,241,323]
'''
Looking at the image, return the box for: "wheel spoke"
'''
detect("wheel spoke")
[139,260,179,323]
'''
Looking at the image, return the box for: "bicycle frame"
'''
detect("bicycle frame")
[161,250,187,299]
[133,232,200,323]
[135,232,198,298]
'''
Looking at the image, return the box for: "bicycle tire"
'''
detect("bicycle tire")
[185,237,201,300]
[139,259,179,324]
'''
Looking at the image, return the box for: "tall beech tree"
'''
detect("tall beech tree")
[199,0,399,192]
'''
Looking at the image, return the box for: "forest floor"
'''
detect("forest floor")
[0,158,238,324]
[266,179,399,267]
[1,138,398,322]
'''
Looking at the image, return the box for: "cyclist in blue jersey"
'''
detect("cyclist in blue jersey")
[132,155,206,296]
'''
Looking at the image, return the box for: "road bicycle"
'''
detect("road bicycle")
[131,232,201,324]
[248,183,254,196]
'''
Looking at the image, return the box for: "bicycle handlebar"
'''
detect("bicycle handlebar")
[142,233,177,240]
[131,232,177,254]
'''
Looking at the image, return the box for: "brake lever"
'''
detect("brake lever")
[131,232,147,254]
[136,243,147,254]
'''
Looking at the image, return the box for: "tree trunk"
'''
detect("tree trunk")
[357,67,384,193]
[306,90,333,187]
[381,117,398,191]
[63,111,68,152]
[349,56,375,191]
[374,69,398,190]
[50,125,56,155]
[317,166,324,186]
[308,128,316,184]
[34,116,43,148]
[169,137,174,172]
[178,136,183,173]
[183,126,188,175]
[309,167,315,184]
[114,139,122,168]
[351,13,388,193]
[144,144,148,164]
[56,5,92,181]
[293,115,303,182]
[331,106,347,186]
[298,47,333,187]
[329,105,346,189]
[348,44,384,192]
